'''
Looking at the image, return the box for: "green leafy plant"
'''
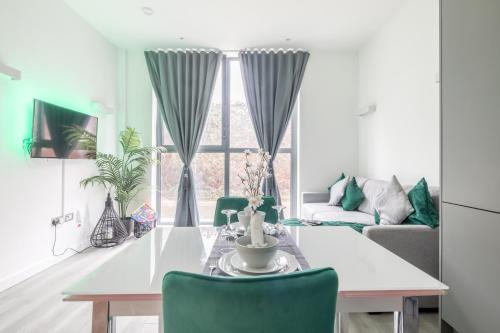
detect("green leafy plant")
[80,127,166,219]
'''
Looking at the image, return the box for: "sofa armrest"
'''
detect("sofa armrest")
[302,192,329,204]
[364,225,440,308]
[363,225,439,279]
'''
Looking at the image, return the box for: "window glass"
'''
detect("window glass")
[160,153,224,220]
[160,153,183,220]
[157,57,295,223]
[229,61,258,148]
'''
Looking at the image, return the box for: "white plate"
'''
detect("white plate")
[230,252,285,274]
[218,250,299,277]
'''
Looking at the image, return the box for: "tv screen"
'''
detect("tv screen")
[31,99,98,159]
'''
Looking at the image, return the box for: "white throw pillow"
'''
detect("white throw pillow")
[328,176,350,206]
[375,175,414,225]
[354,176,369,188]
[358,179,388,215]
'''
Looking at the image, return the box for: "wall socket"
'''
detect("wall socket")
[51,216,62,226]
[51,213,74,226]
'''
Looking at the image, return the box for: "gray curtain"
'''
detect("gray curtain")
[145,50,222,226]
[239,50,309,206]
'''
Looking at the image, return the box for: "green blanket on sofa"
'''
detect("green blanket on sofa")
[283,218,367,233]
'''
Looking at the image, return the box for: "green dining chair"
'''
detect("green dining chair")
[213,196,279,226]
[162,268,338,333]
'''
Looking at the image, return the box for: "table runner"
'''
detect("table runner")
[203,229,310,276]
[283,218,367,233]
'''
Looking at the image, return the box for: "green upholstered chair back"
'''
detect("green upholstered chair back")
[213,196,278,226]
[163,268,338,333]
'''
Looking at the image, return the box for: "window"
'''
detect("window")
[155,56,297,223]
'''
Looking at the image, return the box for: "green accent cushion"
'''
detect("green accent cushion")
[341,177,365,211]
[213,196,278,226]
[402,178,439,228]
[374,209,380,225]
[283,218,366,233]
[327,172,345,191]
[163,268,338,333]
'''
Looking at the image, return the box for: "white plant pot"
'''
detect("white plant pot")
[250,211,266,246]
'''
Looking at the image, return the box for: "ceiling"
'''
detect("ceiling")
[64,0,406,50]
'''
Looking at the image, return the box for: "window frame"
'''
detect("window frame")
[155,55,298,223]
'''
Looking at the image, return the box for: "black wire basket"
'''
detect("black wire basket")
[90,193,128,248]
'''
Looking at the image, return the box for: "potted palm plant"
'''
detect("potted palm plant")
[80,127,166,234]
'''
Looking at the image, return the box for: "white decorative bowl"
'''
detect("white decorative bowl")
[235,235,279,268]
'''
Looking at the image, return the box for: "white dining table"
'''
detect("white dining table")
[63,226,448,333]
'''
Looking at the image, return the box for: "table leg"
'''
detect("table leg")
[394,297,419,333]
[336,312,350,333]
[158,314,164,333]
[92,301,110,333]
[109,316,116,333]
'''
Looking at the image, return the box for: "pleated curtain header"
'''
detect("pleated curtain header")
[145,48,309,55]
[145,48,222,55]
[239,49,309,55]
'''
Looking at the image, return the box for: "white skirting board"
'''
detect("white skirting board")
[0,241,88,292]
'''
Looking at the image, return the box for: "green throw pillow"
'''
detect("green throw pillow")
[342,177,364,211]
[374,209,380,225]
[402,178,439,228]
[327,172,345,191]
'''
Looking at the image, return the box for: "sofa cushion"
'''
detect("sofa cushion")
[428,186,440,214]
[328,174,349,206]
[374,209,380,224]
[358,179,388,214]
[403,178,439,228]
[302,203,375,225]
[354,176,369,188]
[341,177,365,211]
[375,175,414,225]
[327,172,345,191]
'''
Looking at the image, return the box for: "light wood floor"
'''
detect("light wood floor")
[0,245,439,333]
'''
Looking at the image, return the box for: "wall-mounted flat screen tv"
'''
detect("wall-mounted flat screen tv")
[31,99,98,159]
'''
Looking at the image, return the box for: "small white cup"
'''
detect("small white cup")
[237,211,251,229]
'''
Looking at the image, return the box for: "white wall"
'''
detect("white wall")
[0,0,118,291]
[357,0,439,186]
[119,50,154,208]
[299,51,359,193]
[123,51,154,147]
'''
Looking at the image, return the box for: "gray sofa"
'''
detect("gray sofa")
[301,179,439,308]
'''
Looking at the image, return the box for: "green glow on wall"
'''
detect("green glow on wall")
[0,77,96,159]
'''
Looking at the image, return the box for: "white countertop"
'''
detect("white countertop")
[64,226,448,301]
